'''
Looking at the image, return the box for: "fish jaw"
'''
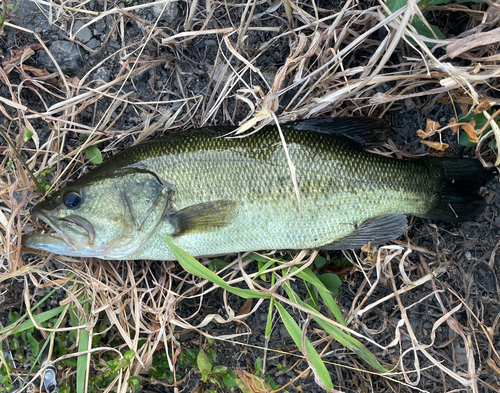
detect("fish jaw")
[23,207,98,257]
[22,233,100,257]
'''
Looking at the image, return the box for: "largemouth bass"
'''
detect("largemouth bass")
[23,118,493,260]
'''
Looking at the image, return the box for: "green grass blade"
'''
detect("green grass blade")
[314,314,387,373]
[0,306,66,336]
[265,272,276,339]
[164,237,270,299]
[291,267,346,326]
[0,287,60,336]
[75,301,91,393]
[274,303,333,389]
[283,283,387,373]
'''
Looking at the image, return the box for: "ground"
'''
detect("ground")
[1,0,500,392]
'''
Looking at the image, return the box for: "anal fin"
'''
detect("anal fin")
[322,212,408,250]
[169,200,237,237]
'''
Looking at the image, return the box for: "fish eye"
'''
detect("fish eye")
[63,192,81,208]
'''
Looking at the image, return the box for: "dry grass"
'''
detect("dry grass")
[1,0,500,392]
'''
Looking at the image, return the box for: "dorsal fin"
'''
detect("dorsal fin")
[292,117,390,148]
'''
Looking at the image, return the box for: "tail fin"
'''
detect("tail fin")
[424,158,495,221]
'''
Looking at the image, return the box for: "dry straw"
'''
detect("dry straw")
[1,0,499,392]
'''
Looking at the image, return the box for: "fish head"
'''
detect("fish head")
[23,168,171,259]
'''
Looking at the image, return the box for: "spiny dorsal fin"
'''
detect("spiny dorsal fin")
[292,117,390,148]
[169,200,237,236]
[322,211,408,250]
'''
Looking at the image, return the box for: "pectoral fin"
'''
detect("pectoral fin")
[169,200,237,236]
[322,212,408,250]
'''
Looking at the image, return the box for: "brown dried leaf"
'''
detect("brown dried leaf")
[420,140,449,151]
[449,118,459,133]
[363,256,375,264]
[361,242,372,253]
[237,298,253,319]
[460,102,469,116]
[473,97,494,114]
[417,119,441,139]
[462,120,481,143]
[426,119,441,134]
[234,370,270,393]
[2,44,42,74]
[455,96,474,105]
[21,65,51,78]
[417,129,427,138]
[487,358,500,376]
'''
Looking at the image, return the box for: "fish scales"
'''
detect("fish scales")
[23,118,492,260]
[98,127,433,259]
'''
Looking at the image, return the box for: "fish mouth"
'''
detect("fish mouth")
[23,208,95,255]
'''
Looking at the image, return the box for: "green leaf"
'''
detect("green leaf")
[208,259,229,271]
[318,273,342,296]
[128,376,142,393]
[424,0,450,5]
[124,350,135,361]
[10,338,19,351]
[23,128,33,142]
[213,365,227,374]
[197,350,212,373]
[253,256,279,280]
[201,369,210,382]
[85,146,103,164]
[459,131,476,147]
[26,332,39,356]
[222,370,238,388]
[164,237,271,299]
[275,303,333,389]
[235,379,252,393]
[186,349,199,367]
[37,166,56,180]
[304,281,319,310]
[386,0,408,12]
[8,310,19,323]
[38,181,52,192]
[314,256,327,268]
[254,357,263,371]
[412,16,446,42]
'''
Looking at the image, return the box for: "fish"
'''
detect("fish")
[23,117,494,260]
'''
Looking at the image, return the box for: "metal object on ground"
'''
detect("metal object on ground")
[41,362,59,393]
